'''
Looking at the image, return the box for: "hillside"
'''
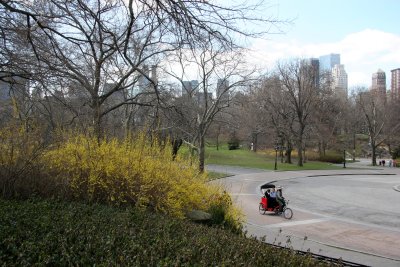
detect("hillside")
[0,198,335,266]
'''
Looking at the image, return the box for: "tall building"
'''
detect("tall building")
[138,65,157,89]
[308,58,320,88]
[181,80,199,96]
[133,65,158,96]
[319,53,340,73]
[196,92,213,107]
[216,78,229,101]
[391,68,400,101]
[138,65,150,89]
[331,64,348,97]
[371,69,386,99]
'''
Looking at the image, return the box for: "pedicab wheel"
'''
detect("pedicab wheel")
[274,207,280,215]
[283,207,293,219]
[259,203,265,215]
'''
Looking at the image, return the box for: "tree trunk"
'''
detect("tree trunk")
[371,141,377,166]
[253,132,258,152]
[285,149,292,163]
[124,106,135,139]
[216,125,220,151]
[285,140,293,163]
[93,101,102,141]
[318,141,322,158]
[352,132,356,161]
[319,140,327,157]
[297,126,305,166]
[199,134,205,173]
[172,138,183,160]
[297,144,303,167]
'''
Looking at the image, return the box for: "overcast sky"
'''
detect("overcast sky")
[245,0,400,89]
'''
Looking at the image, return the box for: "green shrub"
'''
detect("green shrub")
[319,153,344,164]
[390,147,400,159]
[227,140,240,150]
[0,198,332,266]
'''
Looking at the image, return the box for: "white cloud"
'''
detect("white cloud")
[247,29,400,88]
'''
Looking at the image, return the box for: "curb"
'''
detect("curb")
[393,185,400,192]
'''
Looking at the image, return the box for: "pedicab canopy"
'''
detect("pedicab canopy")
[260,183,276,190]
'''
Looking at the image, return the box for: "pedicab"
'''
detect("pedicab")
[259,183,293,219]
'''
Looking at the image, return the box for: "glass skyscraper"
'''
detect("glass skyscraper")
[319,53,340,73]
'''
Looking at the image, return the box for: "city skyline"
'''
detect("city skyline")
[244,0,400,91]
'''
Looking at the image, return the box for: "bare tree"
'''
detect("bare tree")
[259,74,296,163]
[312,86,345,158]
[206,110,232,151]
[236,85,269,152]
[275,59,320,166]
[165,39,256,172]
[1,0,286,139]
[342,92,366,161]
[385,100,400,158]
[356,89,386,166]
[356,88,400,165]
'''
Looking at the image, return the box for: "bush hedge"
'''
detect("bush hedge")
[318,153,344,164]
[0,199,332,266]
[43,134,214,216]
[0,125,242,231]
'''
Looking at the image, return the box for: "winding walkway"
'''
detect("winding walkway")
[208,160,400,267]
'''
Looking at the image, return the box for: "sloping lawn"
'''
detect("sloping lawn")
[205,146,342,171]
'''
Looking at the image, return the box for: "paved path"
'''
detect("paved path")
[208,160,400,267]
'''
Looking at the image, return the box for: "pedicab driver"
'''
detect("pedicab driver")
[276,186,286,212]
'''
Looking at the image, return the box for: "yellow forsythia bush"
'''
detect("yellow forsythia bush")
[0,123,42,170]
[43,133,239,220]
[0,121,46,199]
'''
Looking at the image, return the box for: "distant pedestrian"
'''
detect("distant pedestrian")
[389,159,393,167]
[382,159,386,167]
[379,160,382,166]
[393,159,397,168]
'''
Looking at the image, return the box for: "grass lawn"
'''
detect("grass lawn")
[207,171,232,180]
[205,146,343,171]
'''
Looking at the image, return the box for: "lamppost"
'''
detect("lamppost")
[343,149,346,168]
[274,142,279,170]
